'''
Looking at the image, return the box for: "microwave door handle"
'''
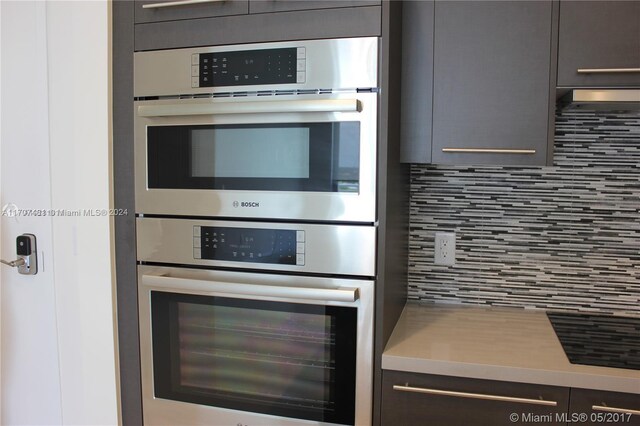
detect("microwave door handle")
[137,99,361,117]
[141,274,359,303]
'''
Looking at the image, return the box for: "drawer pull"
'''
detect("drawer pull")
[393,384,557,407]
[593,405,640,416]
[442,148,536,155]
[577,68,640,74]
[142,0,225,10]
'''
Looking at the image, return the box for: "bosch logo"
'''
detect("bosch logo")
[233,201,259,208]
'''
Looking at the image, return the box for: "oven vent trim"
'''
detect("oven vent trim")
[134,87,378,102]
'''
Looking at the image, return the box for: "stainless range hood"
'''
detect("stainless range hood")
[559,89,640,110]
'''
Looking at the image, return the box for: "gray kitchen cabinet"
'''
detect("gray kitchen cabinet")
[381,370,570,426]
[133,0,381,51]
[569,388,640,426]
[135,0,381,23]
[401,1,557,166]
[134,0,248,23]
[557,1,640,88]
[399,0,434,163]
[119,2,403,424]
[249,0,380,14]
[431,1,556,166]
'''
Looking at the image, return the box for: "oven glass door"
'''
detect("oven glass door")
[150,291,358,425]
[147,122,360,193]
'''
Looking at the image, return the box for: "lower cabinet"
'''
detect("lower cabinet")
[381,370,640,426]
[381,370,570,426]
[569,388,640,426]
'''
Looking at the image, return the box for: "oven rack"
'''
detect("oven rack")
[183,322,335,343]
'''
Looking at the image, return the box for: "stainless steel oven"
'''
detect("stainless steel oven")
[134,37,378,222]
[134,36,379,426]
[137,219,375,425]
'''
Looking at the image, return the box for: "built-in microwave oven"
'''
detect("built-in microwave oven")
[134,38,378,222]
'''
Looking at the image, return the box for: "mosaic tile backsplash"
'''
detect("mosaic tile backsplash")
[408,109,640,317]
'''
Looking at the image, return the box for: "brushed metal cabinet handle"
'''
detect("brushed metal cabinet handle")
[577,68,640,74]
[571,89,640,103]
[142,0,225,10]
[592,405,640,416]
[442,148,536,154]
[393,385,558,407]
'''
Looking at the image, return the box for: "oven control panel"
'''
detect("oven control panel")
[193,226,305,266]
[191,47,306,88]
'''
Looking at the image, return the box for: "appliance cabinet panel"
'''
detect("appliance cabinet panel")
[134,0,248,23]
[249,0,380,14]
[430,1,555,166]
[569,388,640,426]
[381,370,570,426]
[557,1,640,87]
[134,6,382,51]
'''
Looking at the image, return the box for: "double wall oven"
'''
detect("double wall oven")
[134,38,378,425]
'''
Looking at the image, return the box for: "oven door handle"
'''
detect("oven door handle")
[137,98,361,117]
[141,274,360,303]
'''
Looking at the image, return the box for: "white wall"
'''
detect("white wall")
[1,2,63,423]
[46,1,118,424]
[1,1,117,424]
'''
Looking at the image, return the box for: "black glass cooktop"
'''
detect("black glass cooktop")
[546,312,640,371]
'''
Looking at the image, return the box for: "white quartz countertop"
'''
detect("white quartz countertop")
[382,303,640,394]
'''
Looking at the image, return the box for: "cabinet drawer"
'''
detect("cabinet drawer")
[382,370,570,426]
[249,0,380,14]
[135,0,248,23]
[557,1,640,87]
[569,388,640,426]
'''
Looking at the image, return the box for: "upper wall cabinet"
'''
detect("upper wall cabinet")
[134,0,249,23]
[557,1,640,87]
[401,1,557,166]
[133,0,382,51]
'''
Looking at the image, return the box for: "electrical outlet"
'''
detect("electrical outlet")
[434,232,456,266]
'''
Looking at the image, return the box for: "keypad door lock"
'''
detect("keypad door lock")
[1,234,37,275]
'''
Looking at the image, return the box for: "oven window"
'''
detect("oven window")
[146,123,360,192]
[191,127,311,179]
[151,291,357,425]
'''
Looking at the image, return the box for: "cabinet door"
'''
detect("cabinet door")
[399,1,434,164]
[134,0,248,24]
[249,0,380,14]
[569,388,640,426]
[382,370,570,426]
[134,6,381,51]
[558,1,640,87]
[431,1,555,166]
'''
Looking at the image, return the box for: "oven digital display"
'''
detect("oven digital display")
[199,48,297,87]
[196,226,304,265]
